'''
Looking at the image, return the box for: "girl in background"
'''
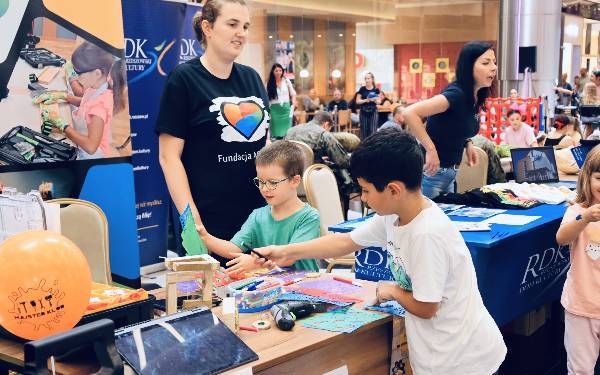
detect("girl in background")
[356,72,381,139]
[556,145,600,374]
[36,41,125,159]
[266,63,296,140]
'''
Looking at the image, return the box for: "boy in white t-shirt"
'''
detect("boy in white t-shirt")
[503,109,538,148]
[255,129,506,374]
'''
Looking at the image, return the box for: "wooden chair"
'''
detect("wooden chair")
[289,140,314,201]
[336,109,350,132]
[455,146,489,193]
[48,198,111,284]
[303,164,354,272]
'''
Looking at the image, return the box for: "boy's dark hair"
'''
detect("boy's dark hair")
[350,129,424,192]
[256,140,304,177]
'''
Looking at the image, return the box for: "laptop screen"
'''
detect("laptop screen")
[114,308,258,375]
[510,146,559,183]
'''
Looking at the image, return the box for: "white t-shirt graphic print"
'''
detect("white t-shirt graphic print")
[350,202,506,375]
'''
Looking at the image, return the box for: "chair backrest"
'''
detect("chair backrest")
[303,164,344,235]
[48,198,111,284]
[289,140,315,199]
[337,109,350,126]
[455,146,489,193]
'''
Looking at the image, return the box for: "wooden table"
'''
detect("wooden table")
[0,275,408,375]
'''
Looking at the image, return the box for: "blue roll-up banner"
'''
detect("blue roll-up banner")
[122,0,202,267]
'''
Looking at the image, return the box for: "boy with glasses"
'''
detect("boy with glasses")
[197,141,319,273]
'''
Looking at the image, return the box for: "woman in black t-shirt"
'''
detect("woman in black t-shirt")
[403,41,497,199]
[356,72,381,139]
[155,0,269,264]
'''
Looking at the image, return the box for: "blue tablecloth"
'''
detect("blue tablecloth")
[329,203,570,325]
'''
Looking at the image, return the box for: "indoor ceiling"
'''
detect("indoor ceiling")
[249,0,493,22]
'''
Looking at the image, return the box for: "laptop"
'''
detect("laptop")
[510,146,561,185]
[114,308,258,374]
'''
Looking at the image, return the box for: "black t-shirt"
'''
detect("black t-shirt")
[155,59,269,243]
[357,86,380,112]
[327,99,348,112]
[426,83,480,167]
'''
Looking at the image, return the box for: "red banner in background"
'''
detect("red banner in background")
[479,97,541,144]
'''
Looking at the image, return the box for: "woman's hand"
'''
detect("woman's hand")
[465,141,479,166]
[424,148,440,176]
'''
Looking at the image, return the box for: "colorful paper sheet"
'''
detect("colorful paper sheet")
[289,288,363,303]
[300,308,386,333]
[278,293,354,307]
[446,207,506,218]
[268,269,311,283]
[180,204,208,255]
[296,279,361,295]
[365,301,406,317]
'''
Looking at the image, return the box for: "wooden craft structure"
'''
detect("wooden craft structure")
[164,254,220,315]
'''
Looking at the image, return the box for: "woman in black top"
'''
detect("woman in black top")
[155,0,269,264]
[356,72,381,139]
[404,41,497,199]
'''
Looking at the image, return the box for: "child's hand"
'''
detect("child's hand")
[225,253,260,274]
[41,110,69,132]
[252,245,289,267]
[583,204,600,223]
[33,92,67,105]
[195,224,210,241]
[375,281,399,305]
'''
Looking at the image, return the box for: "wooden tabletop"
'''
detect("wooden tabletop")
[218,277,389,373]
[0,275,391,374]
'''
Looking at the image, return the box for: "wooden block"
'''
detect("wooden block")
[37,66,60,84]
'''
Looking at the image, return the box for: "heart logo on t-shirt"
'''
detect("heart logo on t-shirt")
[221,101,264,140]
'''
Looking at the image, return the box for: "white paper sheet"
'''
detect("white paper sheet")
[481,214,541,226]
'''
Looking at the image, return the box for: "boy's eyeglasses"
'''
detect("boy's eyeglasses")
[253,177,289,190]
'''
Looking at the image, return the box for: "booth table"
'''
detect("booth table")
[330,202,569,326]
[0,277,404,375]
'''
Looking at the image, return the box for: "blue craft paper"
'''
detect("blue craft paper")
[365,301,406,317]
[300,308,386,333]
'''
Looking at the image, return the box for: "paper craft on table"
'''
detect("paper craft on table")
[446,207,506,218]
[481,214,541,226]
[451,221,491,232]
[365,301,406,317]
[300,308,386,333]
[436,203,465,213]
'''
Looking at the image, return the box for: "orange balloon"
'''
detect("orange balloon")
[0,231,92,340]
